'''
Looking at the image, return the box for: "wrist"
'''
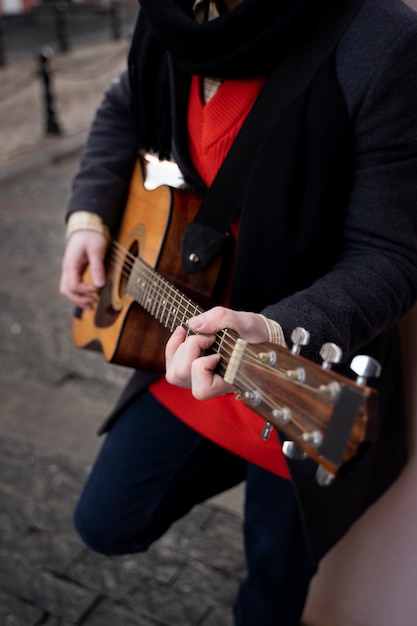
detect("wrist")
[66,211,111,243]
[258,314,287,347]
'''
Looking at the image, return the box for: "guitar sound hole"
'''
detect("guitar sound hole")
[118,240,139,299]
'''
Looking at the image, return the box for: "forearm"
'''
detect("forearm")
[66,70,139,234]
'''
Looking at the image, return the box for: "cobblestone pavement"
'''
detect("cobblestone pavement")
[0,13,245,626]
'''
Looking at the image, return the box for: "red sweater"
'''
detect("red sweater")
[149,75,289,477]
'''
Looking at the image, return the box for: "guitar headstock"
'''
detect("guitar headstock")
[224,328,380,486]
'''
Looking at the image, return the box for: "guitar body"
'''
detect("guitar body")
[72,159,226,372]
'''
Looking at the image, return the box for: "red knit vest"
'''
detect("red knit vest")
[149,75,289,477]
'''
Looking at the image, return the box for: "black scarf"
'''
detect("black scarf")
[137,0,344,77]
[129,0,355,158]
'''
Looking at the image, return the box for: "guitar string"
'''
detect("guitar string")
[107,240,331,436]
[109,241,257,366]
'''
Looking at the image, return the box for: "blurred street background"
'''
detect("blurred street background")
[0,4,246,625]
[0,0,138,170]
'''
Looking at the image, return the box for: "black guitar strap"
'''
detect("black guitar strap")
[181,0,364,274]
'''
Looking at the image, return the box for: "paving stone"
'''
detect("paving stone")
[11,528,85,575]
[0,435,87,486]
[68,551,149,600]
[0,452,79,503]
[0,510,29,547]
[0,589,45,626]
[81,597,158,626]
[0,483,78,537]
[174,559,241,610]
[37,617,75,626]
[202,606,235,626]
[174,508,245,575]
[124,576,211,625]
[0,548,98,622]
[69,543,187,598]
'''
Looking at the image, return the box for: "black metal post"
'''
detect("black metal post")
[0,15,7,68]
[110,0,122,40]
[37,47,62,136]
[54,0,71,52]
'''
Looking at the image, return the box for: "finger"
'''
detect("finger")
[165,332,215,387]
[188,306,229,333]
[60,256,96,301]
[88,248,107,289]
[191,353,232,400]
[60,272,98,308]
[188,307,267,343]
[80,233,107,290]
[60,232,107,304]
[165,326,187,365]
[68,292,98,309]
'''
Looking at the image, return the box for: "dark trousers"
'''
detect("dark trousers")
[74,391,316,625]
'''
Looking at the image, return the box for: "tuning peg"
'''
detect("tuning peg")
[283,443,336,486]
[315,465,335,487]
[350,354,382,386]
[257,350,277,366]
[282,441,307,461]
[290,327,310,354]
[302,430,323,448]
[319,342,343,369]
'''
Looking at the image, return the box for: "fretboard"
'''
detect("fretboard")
[127,255,235,377]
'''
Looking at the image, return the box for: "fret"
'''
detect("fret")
[130,259,148,308]
[169,299,180,331]
[154,279,165,321]
[127,262,141,304]
[142,262,153,313]
[163,288,175,328]
[142,262,153,309]
[149,278,159,317]
[158,286,169,326]
[181,299,193,329]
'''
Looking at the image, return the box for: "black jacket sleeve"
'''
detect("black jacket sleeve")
[66,69,139,234]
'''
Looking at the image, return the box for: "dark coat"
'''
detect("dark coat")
[66,0,417,561]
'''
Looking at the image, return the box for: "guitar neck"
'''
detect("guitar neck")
[128,255,203,330]
[127,254,234,368]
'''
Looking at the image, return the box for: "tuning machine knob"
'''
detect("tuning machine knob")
[282,441,308,461]
[320,342,343,369]
[290,327,310,354]
[350,354,381,385]
[282,443,336,486]
[316,466,335,486]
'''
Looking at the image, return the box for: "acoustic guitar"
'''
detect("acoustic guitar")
[72,157,379,483]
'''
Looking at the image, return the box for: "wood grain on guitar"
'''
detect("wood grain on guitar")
[72,156,380,485]
[221,330,380,485]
